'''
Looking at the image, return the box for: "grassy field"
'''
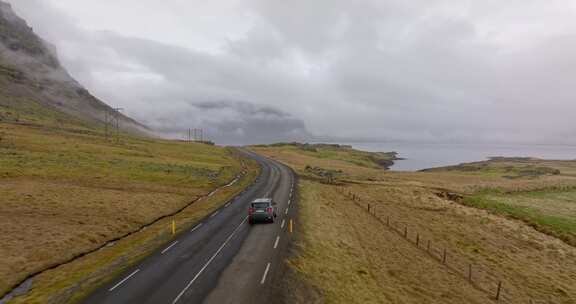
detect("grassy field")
[0,120,251,300]
[251,143,393,181]
[420,158,576,246]
[253,145,576,304]
[287,180,489,303]
[253,143,397,169]
[464,190,576,246]
[8,159,259,304]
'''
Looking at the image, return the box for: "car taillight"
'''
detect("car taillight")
[266,207,273,214]
[249,208,254,214]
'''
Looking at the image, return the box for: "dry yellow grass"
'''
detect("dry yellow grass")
[345,183,576,303]
[7,162,259,304]
[251,145,383,180]
[0,180,186,293]
[0,121,248,300]
[289,180,489,303]
[254,145,576,304]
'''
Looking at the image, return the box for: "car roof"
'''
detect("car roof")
[252,198,272,203]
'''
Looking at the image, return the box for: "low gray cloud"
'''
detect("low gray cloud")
[144,100,310,145]
[6,0,576,144]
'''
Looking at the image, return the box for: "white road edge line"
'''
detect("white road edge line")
[109,269,140,292]
[225,202,231,207]
[273,236,280,249]
[281,219,285,228]
[210,211,219,218]
[172,216,248,304]
[190,223,203,232]
[260,263,271,285]
[161,241,179,254]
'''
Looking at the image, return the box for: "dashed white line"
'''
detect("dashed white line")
[109,269,140,291]
[225,202,231,207]
[273,236,280,249]
[288,199,291,205]
[210,211,219,218]
[190,223,203,232]
[285,207,289,215]
[281,219,285,228]
[161,241,179,254]
[172,216,248,304]
[260,263,271,284]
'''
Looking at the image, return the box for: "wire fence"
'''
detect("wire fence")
[336,186,548,304]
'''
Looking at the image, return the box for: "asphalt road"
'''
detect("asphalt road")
[82,149,296,304]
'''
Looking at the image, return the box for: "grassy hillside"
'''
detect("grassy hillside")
[254,143,398,169]
[251,143,397,182]
[253,145,576,304]
[0,119,252,299]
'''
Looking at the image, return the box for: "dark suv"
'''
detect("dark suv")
[248,198,277,224]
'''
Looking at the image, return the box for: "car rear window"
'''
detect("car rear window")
[252,202,269,208]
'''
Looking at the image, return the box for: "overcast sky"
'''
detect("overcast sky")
[6,0,576,144]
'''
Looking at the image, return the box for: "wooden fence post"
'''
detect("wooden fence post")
[404,226,408,238]
[442,248,447,264]
[416,233,420,247]
[468,264,472,283]
[495,281,502,301]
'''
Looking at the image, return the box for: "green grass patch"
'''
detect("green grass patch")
[463,194,576,246]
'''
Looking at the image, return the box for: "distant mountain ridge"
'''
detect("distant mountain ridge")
[0,1,150,135]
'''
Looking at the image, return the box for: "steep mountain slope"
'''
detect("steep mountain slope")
[0,3,266,303]
[0,1,149,134]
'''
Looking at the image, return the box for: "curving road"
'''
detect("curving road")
[82,149,296,304]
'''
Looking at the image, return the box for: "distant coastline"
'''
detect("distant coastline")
[340,142,576,171]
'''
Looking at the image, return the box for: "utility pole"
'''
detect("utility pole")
[104,110,109,140]
[113,108,123,143]
[104,107,123,143]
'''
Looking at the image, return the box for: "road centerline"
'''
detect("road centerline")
[273,236,280,249]
[161,241,179,255]
[172,216,248,304]
[109,269,140,292]
[190,223,203,233]
[260,263,271,285]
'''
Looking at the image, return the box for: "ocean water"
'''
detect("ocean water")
[346,143,576,171]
